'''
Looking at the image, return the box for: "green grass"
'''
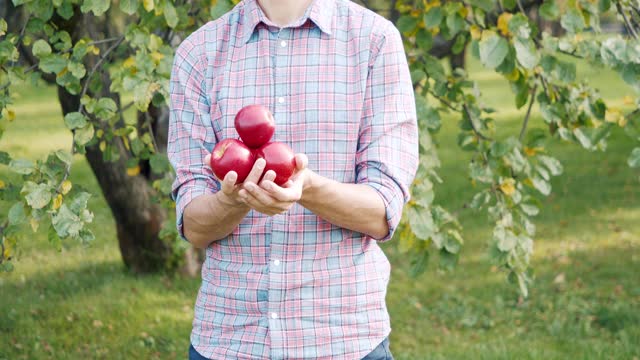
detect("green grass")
[1,57,639,359]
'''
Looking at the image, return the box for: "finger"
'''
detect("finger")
[245,158,266,184]
[221,171,238,193]
[261,180,301,202]
[244,181,278,206]
[239,189,283,215]
[294,153,308,171]
[260,170,277,185]
[204,154,212,167]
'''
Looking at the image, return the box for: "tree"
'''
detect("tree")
[0,0,638,295]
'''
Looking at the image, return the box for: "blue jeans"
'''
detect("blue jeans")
[189,337,394,359]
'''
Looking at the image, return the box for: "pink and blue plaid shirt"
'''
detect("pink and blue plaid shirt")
[168,0,418,358]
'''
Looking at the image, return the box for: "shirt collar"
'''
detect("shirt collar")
[241,0,334,44]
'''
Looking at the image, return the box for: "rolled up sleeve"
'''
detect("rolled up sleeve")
[356,23,419,242]
[167,36,220,240]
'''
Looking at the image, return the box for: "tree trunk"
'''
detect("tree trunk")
[38,7,203,276]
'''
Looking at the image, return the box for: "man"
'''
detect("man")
[168,0,418,358]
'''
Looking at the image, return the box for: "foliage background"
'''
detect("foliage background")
[1,0,639,358]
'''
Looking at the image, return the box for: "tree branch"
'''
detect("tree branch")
[77,35,125,113]
[519,84,538,141]
[463,104,493,141]
[616,2,639,39]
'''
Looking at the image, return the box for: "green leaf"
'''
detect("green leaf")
[494,226,517,252]
[479,32,509,69]
[556,61,576,83]
[408,206,436,240]
[8,202,26,225]
[120,0,138,14]
[469,190,491,209]
[54,149,73,166]
[469,161,494,183]
[149,153,170,174]
[520,203,539,216]
[78,229,95,242]
[52,204,82,237]
[443,230,463,254]
[210,0,232,19]
[490,137,519,158]
[80,0,111,16]
[539,0,559,20]
[532,175,551,195]
[628,148,640,168]
[21,181,52,209]
[94,97,117,120]
[397,15,419,34]
[415,28,433,51]
[561,8,585,33]
[64,112,87,130]
[514,39,538,69]
[446,12,465,37]
[469,0,494,12]
[32,39,52,58]
[9,159,34,175]
[67,61,86,79]
[69,192,92,213]
[424,6,443,29]
[74,123,95,146]
[38,54,67,74]
[409,251,430,277]
[164,1,179,28]
[0,151,11,165]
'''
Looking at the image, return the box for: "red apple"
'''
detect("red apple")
[210,139,255,184]
[234,104,275,148]
[256,142,296,186]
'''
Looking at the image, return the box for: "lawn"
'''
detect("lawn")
[1,56,639,360]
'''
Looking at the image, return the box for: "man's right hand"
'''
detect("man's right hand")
[204,154,276,209]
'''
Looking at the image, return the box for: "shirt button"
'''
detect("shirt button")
[270,312,278,319]
[280,40,287,48]
[277,97,285,104]
[273,259,281,266]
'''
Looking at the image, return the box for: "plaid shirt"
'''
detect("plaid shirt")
[168,0,418,358]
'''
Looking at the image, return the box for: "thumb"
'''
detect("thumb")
[294,153,308,171]
[204,153,212,167]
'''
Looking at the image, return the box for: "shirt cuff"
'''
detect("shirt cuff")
[357,165,408,242]
[174,178,220,241]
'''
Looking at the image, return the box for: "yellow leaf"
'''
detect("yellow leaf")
[61,180,72,195]
[3,243,10,259]
[424,0,441,11]
[0,179,5,189]
[499,178,516,196]
[88,45,100,55]
[623,95,634,105]
[150,51,165,65]
[497,12,513,36]
[505,68,520,81]
[470,25,482,40]
[429,27,440,35]
[143,0,155,12]
[53,194,63,210]
[96,129,104,139]
[122,136,130,151]
[524,147,536,157]
[99,140,106,152]
[127,165,140,176]
[123,56,136,69]
[605,108,623,124]
[6,108,15,121]
[30,218,39,232]
[458,6,468,18]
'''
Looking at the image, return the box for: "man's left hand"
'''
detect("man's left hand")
[238,153,310,216]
